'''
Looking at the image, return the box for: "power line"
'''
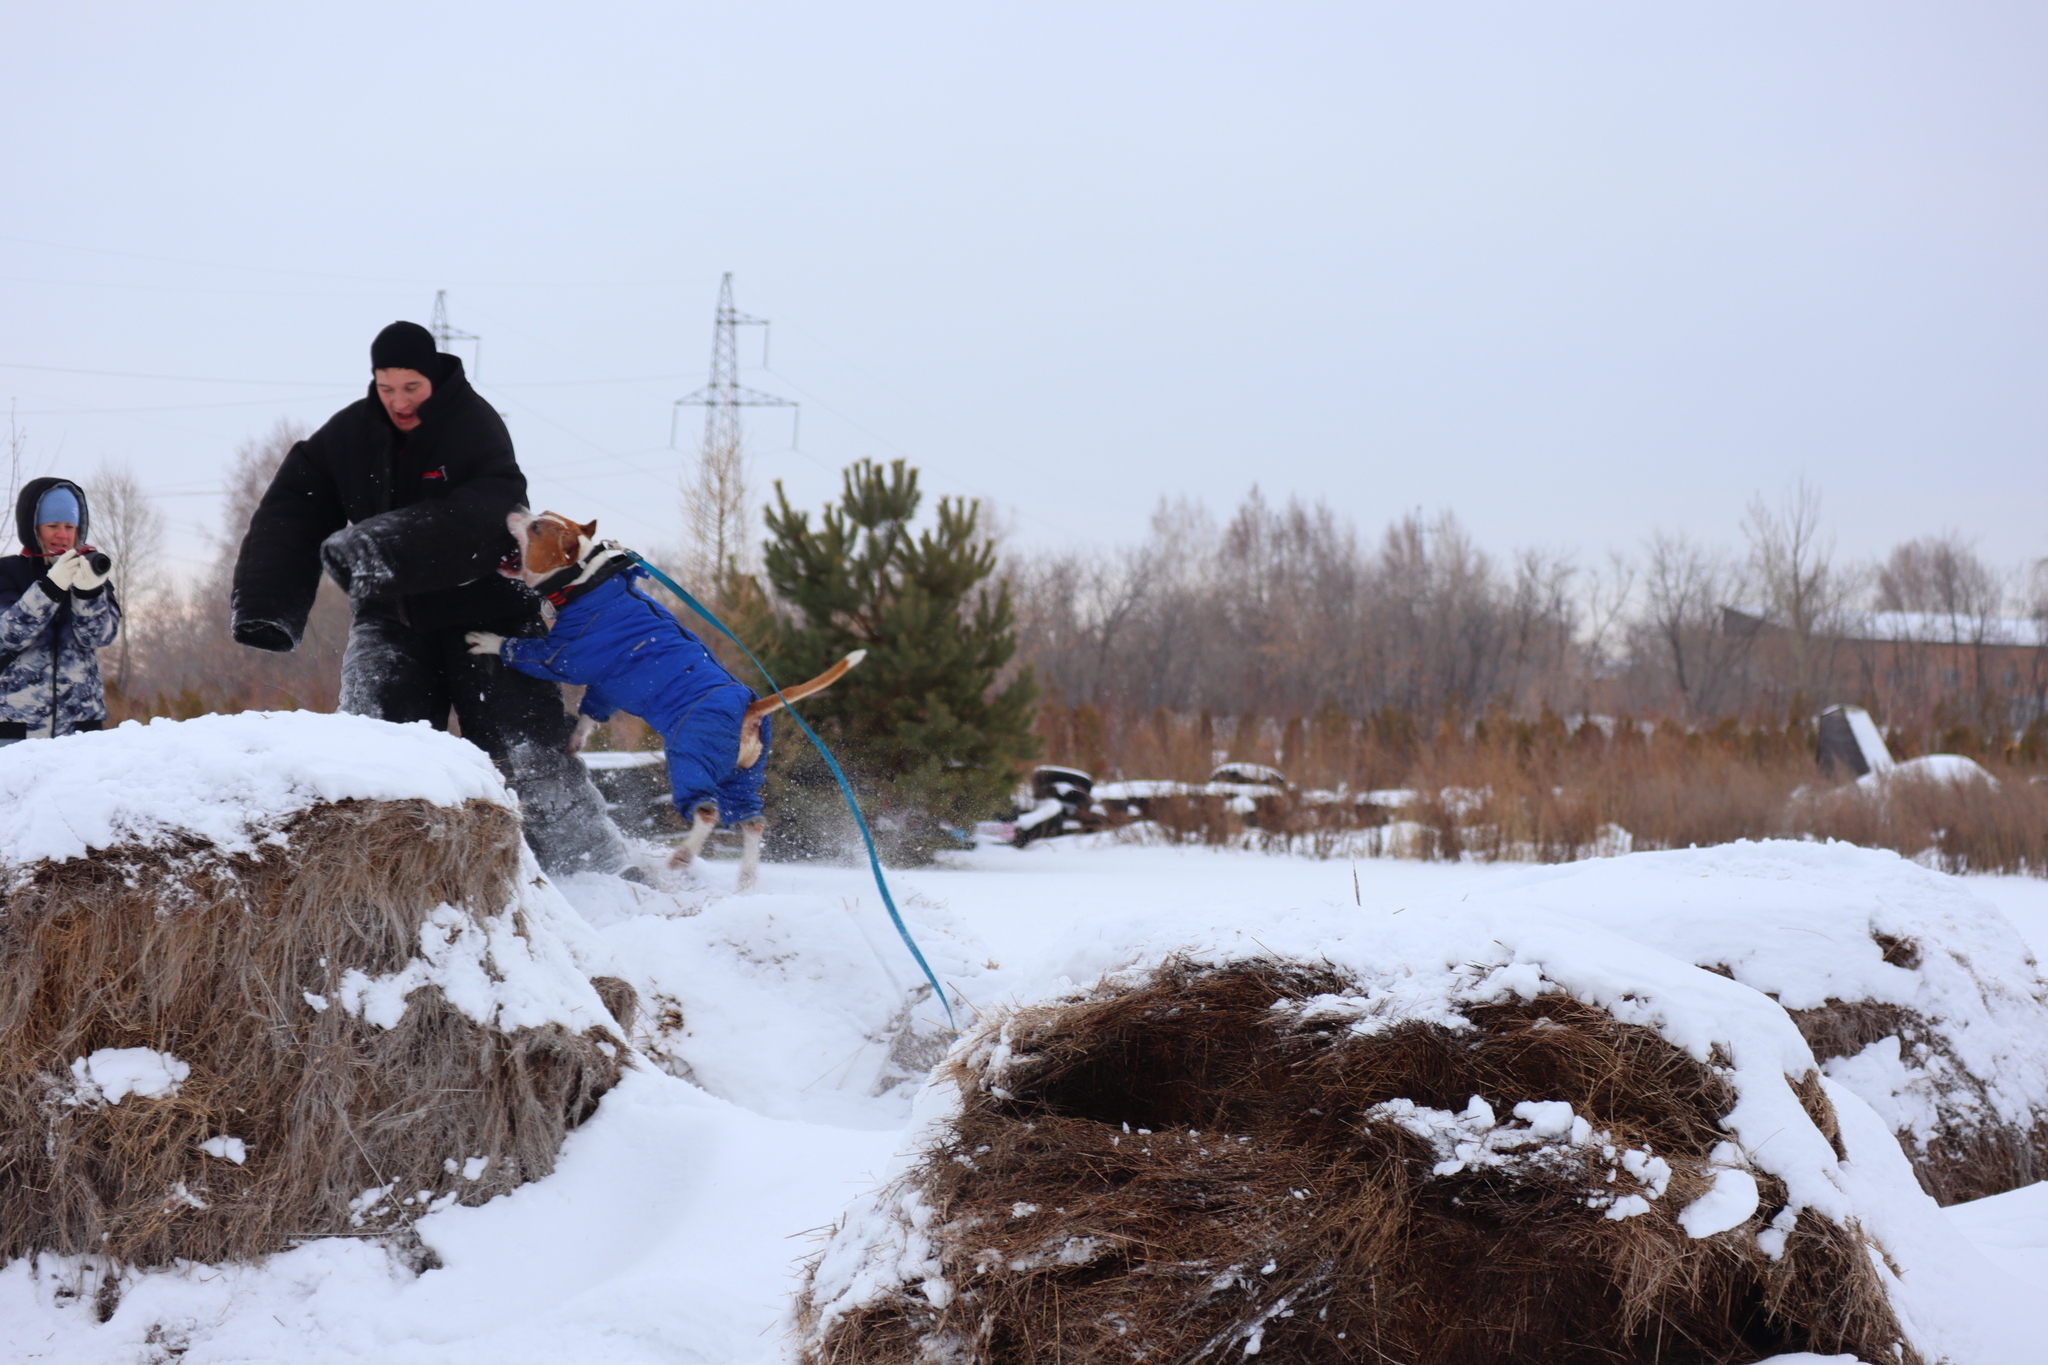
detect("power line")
[470,382,693,541]
[1,357,687,391]
[491,374,688,388]
[13,393,351,417]
[0,361,337,386]
[0,273,397,299]
[757,362,1081,541]
[0,233,692,290]
[0,233,422,285]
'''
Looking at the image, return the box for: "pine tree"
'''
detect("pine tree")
[752,458,1038,862]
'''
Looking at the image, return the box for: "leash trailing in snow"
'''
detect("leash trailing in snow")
[621,551,958,1035]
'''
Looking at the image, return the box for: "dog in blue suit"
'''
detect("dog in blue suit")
[467,511,863,888]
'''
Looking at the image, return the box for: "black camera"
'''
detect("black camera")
[82,551,111,576]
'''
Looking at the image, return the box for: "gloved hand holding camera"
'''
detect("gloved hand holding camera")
[46,549,113,594]
[73,550,113,592]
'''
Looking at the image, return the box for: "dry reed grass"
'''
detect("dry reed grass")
[800,959,1912,1365]
[0,797,624,1275]
[1040,704,2048,873]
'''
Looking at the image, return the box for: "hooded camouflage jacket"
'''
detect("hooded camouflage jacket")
[0,478,120,736]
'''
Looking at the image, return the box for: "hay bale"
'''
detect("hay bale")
[1454,840,2048,1205]
[798,956,1920,1365]
[1784,993,2048,1205]
[0,713,627,1268]
[590,975,640,1033]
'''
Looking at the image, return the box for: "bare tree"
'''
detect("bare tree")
[1636,531,1753,717]
[1009,490,1601,734]
[5,403,24,526]
[118,419,353,714]
[682,429,752,597]
[1504,547,1580,706]
[1875,533,2004,625]
[214,419,310,570]
[1580,551,1637,676]
[85,460,168,690]
[1868,533,2017,726]
[1742,481,1858,699]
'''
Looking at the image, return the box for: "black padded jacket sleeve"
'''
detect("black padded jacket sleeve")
[316,403,524,602]
[231,438,346,652]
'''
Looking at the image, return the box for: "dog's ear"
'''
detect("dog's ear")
[579,519,598,539]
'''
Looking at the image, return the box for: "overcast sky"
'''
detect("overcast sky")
[3,2,2042,587]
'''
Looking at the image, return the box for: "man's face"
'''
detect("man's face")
[37,522,76,557]
[374,367,434,431]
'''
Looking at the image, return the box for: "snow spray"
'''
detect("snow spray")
[622,551,958,1034]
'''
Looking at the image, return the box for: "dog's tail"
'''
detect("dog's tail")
[737,650,867,768]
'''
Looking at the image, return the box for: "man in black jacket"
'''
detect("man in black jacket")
[232,321,628,876]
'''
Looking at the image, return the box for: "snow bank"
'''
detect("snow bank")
[0,710,507,867]
[0,799,2037,1362]
[560,874,969,1129]
[1466,841,2048,1200]
[1862,753,1997,789]
[799,840,2048,1363]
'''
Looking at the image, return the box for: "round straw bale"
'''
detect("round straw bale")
[1784,992,2048,1205]
[1451,842,2048,1207]
[0,793,625,1269]
[798,958,1916,1365]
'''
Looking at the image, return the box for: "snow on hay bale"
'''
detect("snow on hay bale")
[798,945,1925,1365]
[1459,841,2048,1204]
[0,712,626,1270]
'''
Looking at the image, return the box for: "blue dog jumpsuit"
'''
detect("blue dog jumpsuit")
[497,565,770,826]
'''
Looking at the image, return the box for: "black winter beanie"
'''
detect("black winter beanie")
[370,321,442,375]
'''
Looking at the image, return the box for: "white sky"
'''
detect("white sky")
[3,2,2042,584]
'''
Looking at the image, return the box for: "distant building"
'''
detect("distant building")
[1721,606,2048,732]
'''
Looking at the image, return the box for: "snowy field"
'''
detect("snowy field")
[7,826,2048,1364]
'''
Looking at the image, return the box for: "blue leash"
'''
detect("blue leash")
[621,551,958,1035]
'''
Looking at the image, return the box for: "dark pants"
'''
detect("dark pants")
[338,604,629,877]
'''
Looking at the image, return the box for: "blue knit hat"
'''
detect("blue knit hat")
[35,485,80,527]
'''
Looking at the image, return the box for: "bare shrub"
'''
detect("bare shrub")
[1800,768,2048,876]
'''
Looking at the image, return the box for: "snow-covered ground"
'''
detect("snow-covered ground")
[8,828,2048,1364]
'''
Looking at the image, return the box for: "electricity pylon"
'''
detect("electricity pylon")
[671,274,798,450]
[429,290,481,376]
[672,275,798,589]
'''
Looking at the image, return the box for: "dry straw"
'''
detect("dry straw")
[0,797,623,1274]
[801,959,1915,1365]
[1787,990,2048,1207]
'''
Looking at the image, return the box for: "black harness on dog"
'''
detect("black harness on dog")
[531,542,634,611]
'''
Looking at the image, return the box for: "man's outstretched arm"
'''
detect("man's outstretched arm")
[232,439,347,652]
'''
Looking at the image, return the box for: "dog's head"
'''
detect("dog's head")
[504,510,597,585]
